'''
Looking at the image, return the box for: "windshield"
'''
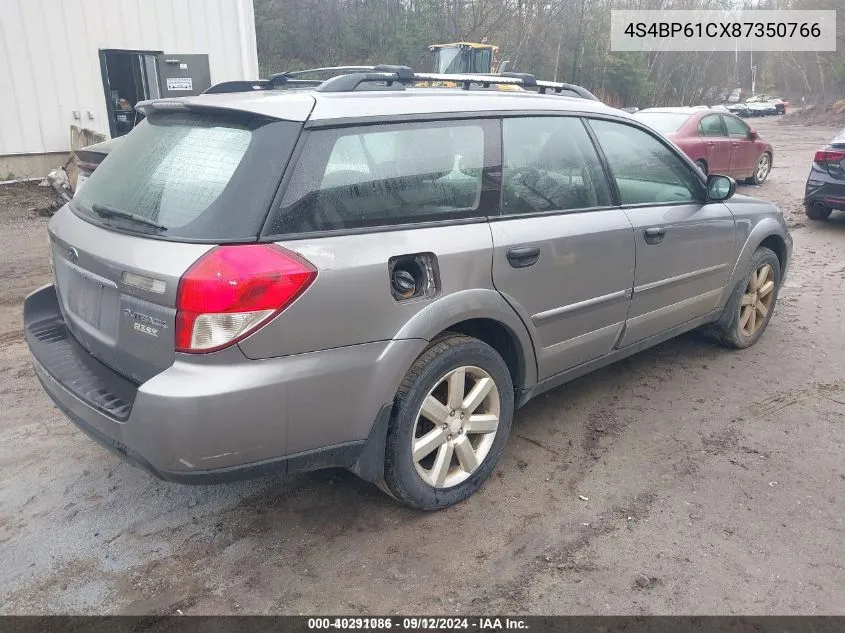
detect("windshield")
[71,112,300,241]
[634,112,691,133]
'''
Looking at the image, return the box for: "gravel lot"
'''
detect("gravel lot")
[1,117,843,615]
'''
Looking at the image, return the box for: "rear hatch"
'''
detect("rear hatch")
[52,107,304,383]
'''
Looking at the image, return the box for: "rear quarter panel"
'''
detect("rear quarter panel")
[239,223,498,356]
[237,222,539,406]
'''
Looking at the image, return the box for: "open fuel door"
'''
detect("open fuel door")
[156,53,211,98]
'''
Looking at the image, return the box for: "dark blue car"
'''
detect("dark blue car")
[805,127,845,220]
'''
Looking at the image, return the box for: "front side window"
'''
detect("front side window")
[502,116,611,214]
[267,121,492,235]
[722,115,750,138]
[588,119,700,205]
[699,115,726,137]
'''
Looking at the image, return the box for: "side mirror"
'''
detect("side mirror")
[748,129,759,140]
[497,60,511,74]
[707,174,736,201]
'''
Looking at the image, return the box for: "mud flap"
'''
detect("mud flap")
[348,403,393,484]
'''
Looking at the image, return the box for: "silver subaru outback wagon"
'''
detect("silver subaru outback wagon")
[24,68,792,509]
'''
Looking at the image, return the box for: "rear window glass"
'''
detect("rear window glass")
[265,120,497,236]
[634,112,691,133]
[71,112,300,241]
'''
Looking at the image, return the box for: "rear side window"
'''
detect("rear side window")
[71,112,301,241]
[502,116,611,214]
[265,120,497,236]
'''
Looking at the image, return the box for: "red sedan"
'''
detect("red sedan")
[635,107,774,184]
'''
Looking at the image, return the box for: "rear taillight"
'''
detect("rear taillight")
[175,245,317,353]
[813,148,845,164]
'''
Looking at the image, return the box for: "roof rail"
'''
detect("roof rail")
[202,64,599,101]
[204,80,270,94]
[203,67,376,94]
[275,66,376,78]
[203,78,323,94]
[499,72,537,87]
[536,80,599,101]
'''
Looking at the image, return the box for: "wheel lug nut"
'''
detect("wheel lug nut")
[442,423,448,430]
[448,435,452,440]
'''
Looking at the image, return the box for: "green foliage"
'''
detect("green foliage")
[604,54,652,106]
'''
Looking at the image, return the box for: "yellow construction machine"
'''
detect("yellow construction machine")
[425,41,520,90]
[429,41,499,74]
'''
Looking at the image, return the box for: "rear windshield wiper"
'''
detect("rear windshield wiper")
[91,203,167,231]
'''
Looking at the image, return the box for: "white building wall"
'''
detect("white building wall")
[0,0,258,157]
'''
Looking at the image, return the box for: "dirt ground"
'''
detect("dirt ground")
[1,118,843,615]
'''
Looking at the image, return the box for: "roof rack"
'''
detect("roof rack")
[202,64,599,101]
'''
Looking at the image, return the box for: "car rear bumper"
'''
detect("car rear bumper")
[25,284,422,483]
[804,169,845,209]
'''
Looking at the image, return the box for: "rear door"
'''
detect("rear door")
[722,114,756,177]
[697,114,731,174]
[489,116,634,380]
[587,118,735,347]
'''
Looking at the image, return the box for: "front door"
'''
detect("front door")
[587,118,736,347]
[156,54,211,98]
[490,116,635,380]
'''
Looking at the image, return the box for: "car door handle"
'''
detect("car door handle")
[706,141,715,146]
[731,142,740,147]
[506,246,541,268]
[644,227,666,244]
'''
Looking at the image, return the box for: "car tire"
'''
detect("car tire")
[746,152,771,184]
[805,203,832,220]
[381,333,514,510]
[708,247,781,349]
[695,159,708,176]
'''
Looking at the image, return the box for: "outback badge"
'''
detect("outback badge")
[124,308,166,337]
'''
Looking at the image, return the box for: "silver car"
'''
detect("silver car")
[24,68,792,509]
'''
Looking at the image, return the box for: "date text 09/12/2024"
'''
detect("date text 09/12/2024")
[307,617,528,630]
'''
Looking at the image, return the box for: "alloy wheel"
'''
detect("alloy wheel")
[411,366,500,488]
[756,154,770,182]
[740,263,775,336]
